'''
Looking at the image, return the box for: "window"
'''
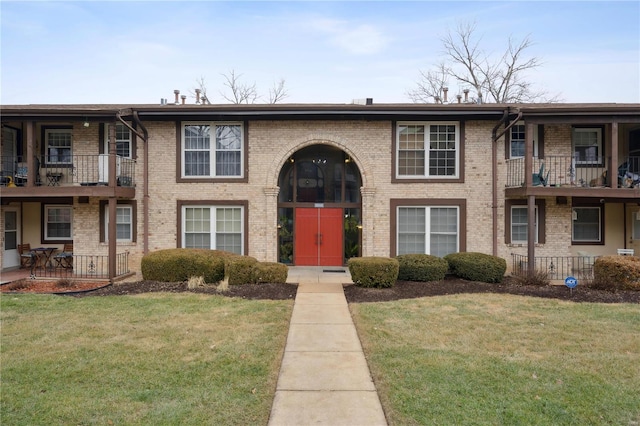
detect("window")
[573,127,602,165]
[45,128,72,165]
[104,206,133,242]
[505,200,545,244]
[510,123,526,158]
[509,122,541,159]
[103,123,132,158]
[45,206,72,240]
[397,206,459,257]
[397,122,459,178]
[182,205,244,254]
[572,207,602,243]
[182,122,243,178]
[511,206,538,244]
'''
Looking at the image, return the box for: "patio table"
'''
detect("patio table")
[31,247,57,269]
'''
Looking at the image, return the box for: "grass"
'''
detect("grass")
[1,293,293,425]
[351,294,640,425]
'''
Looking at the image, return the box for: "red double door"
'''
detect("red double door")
[295,208,343,266]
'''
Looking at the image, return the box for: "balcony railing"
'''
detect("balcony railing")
[506,156,639,189]
[511,253,598,281]
[28,252,131,280]
[0,155,135,187]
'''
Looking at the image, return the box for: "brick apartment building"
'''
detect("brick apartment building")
[1,100,639,281]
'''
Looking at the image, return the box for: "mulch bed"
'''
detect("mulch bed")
[3,276,638,304]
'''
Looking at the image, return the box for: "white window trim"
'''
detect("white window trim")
[396,206,460,255]
[181,122,244,178]
[396,121,460,179]
[572,207,602,243]
[103,123,132,159]
[511,206,538,244]
[182,205,244,253]
[44,205,73,241]
[572,127,602,165]
[104,205,133,242]
[509,122,539,159]
[45,128,73,165]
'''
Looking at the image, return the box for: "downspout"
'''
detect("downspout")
[491,108,522,257]
[117,110,150,255]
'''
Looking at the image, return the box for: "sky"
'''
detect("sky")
[1,1,639,105]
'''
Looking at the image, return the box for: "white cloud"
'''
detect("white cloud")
[308,17,390,55]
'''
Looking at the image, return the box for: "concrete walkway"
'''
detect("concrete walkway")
[269,267,387,426]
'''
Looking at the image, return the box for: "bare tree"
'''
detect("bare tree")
[268,78,289,104]
[191,71,289,104]
[220,70,259,104]
[408,22,556,103]
[192,76,212,104]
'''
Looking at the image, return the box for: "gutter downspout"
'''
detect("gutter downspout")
[491,108,522,257]
[117,110,150,255]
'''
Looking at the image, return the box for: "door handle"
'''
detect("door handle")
[319,233,323,245]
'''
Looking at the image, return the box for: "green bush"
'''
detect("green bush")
[226,256,259,285]
[592,255,640,291]
[396,254,449,282]
[253,262,289,284]
[348,257,399,288]
[141,249,227,283]
[444,252,506,283]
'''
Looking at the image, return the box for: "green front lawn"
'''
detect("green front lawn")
[351,294,640,425]
[1,293,293,425]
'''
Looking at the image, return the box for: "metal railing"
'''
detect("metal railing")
[0,155,135,187]
[506,156,609,188]
[29,252,130,280]
[511,253,597,280]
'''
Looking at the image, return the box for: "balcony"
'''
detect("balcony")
[0,154,136,198]
[505,156,640,198]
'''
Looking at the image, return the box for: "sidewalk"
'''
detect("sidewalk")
[269,267,387,426]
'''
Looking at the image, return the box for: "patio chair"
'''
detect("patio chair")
[618,162,640,188]
[532,162,550,186]
[53,243,73,269]
[14,157,41,186]
[18,243,35,269]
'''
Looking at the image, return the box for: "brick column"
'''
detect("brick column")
[263,186,280,262]
[360,186,376,257]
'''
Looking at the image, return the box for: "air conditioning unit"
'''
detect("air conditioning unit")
[98,154,121,184]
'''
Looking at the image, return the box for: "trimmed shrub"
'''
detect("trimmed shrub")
[226,256,259,285]
[444,252,507,283]
[396,254,449,282]
[253,262,288,284]
[141,248,227,283]
[592,255,640,291]
[348,257,399,288]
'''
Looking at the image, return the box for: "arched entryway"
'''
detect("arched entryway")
[277,145,363,266]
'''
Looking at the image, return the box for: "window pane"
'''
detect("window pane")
[185,207,210,247]
[398,207,426,254]
[115,207,132,240]
[47,131,72,164]
[184,125,211,176]
[511,206,539,243]
[216,207,242,253]
[398,125,425,176]
[572,208,600,242]
[428,125,457,176]
[215,125,242,177]
[115,123,131,158]
[511,124,525,158]
[46,207,72,239]
[430,208,458,257]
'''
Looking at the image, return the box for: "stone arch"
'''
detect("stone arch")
[266,136,372,189]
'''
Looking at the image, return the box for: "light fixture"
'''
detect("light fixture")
[83,117,90,128]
